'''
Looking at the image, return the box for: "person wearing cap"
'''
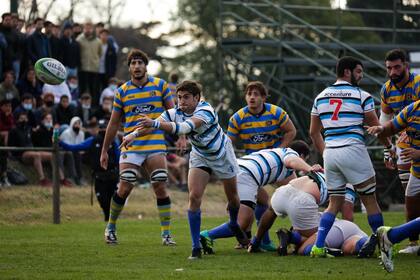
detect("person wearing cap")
[60,118,119,221]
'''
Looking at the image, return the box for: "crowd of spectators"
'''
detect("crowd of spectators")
[0,12,121,187]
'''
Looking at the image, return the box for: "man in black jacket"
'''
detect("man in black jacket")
[26,18,50,65]
[60,24,80,78]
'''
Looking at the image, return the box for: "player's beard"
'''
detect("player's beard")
[350,73,360,86]
[390,71,406,84]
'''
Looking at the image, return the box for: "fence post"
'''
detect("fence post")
[52,128,60,224]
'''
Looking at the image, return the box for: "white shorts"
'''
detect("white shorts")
[271,184,319,230]
[323,145,375,191]
[119,151,166,167]
[237,169,259,203]
[189,140,239,179]
[325,219,367,249]
[406,174,420,196]
[396,146,412,165]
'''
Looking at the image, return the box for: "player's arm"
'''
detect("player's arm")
[100,109,122,169]
[279,119,296,148]
[309,115,325,154]
[284,156,323,174]
[227,116,240,146]
[364,110,392,147]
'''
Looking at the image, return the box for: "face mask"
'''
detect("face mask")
[109,84,117,91]
[82,104,91,109]
[23,103,32,111]
[73,127,80,134]
[68,82,78,90]
[17,121,27,127]
[45,100,54,107]
[43,121,53,129]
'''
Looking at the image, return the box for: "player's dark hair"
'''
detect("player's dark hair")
[99,29,109,35]
[336,56,363,78]
[1,13,11,20]
[127,48,149,66]
[34,17,44,24]
[176,80,202,98]
[290,140,310,159]
[245,81,268,97]
[169,72,179,83]
[385,49,408,63]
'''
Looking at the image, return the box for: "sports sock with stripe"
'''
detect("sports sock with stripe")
[157,197,171,237]
[107,193,126,231]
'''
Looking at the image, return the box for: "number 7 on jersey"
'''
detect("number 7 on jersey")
[329,99,342,121]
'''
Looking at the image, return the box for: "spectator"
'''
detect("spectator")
[10,13,25,81]
[17,67,43,105]
[31,112,72,187]
[54,95,75,126]
[98,29,117,89]
[0,13,19,76]
[0,28,7,80]
[92,96,112,121]
[8,111,51,186]
[34,92,55,124]
[60,23,80,78]
[44,21,61,60]
[75,93,94,126]
[0,99,14,145]
[60,116,85,185]
[77,21,101,104]
[67,75,79,104]
[168,72,179,95]
[99,77,118,104]
[13,93,36,128]
[72,23,82,39]
[26,17,50,65]
[43,81,71,104]
[95,22,119,52]
[0,70,19,108]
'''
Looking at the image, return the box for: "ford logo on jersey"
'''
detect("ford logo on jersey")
[132,104,156,114]
[250,134,272,143]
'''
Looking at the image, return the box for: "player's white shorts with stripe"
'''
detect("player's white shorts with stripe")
[119,151,166,167]
[325,219,367,249]
[271,184,319,230]
[323,144,375,190]
[406,174,420,196]
[237,169,259,203]
[396,146,412,165]
[189,139,239,179]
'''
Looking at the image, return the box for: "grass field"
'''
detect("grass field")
[1,186,419,279]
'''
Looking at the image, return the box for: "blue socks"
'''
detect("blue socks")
[303,244,313,256]
[255,204,271,244]
[388,218,420,244]
[188,209,201,249]
[290,230,302,245]
[355,236,368,253]
[227,204,239,227]
[208,223,234,239]
[367,213,384,233]
[315,212,336,248]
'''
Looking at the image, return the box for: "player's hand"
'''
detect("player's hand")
[400,148,420,161]
[384,145,396,170]
[396,131,410,145]
[364,125,384,136]
[100,152,108,170]
[310,164,324,173]
[137,114,154,128]
[119,133,136,149]
[176,135,188,155]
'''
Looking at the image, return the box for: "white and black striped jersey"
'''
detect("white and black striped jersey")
[311,81,375,148]
[160,101,228,160]
[237,148,298,187]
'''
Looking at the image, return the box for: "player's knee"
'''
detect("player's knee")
[119,168,138,184]
[150,168,168,184]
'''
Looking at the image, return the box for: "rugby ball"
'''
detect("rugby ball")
[34,57,67,85]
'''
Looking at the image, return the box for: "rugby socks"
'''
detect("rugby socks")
[251,236,261,247]
[107,193,126,231]
[157,197,171,237]
[188,209,201,249]
[387,218,420,244]
[290,230,302,245]
[315,212,336,248]
[208,223,233,240]
[227,204,240,227]
[354,236,368,254]
[255,204,272,245]
[405,195,420,242]
[303,244,313,256]
[367,213,384,232]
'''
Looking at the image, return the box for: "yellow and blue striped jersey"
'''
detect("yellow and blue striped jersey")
[392,100,420,178]
[113,76,173,153]
[381,73,420,149]
[228,103,289,154]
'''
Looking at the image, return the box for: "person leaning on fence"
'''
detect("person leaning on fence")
[60,119,119,221]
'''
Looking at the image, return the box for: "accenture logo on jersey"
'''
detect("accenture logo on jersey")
[132,104,156,114]
[250,134,272,143]
[325,92,352,97]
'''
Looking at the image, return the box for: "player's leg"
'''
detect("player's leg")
[187,167,210,259]
[144,153,175,245]
[341,185,356,221]
[255,188,275,251]
[355,176,383,233]
[248,208,277,253]
[401,174,420,253]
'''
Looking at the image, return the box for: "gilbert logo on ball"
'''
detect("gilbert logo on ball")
[35,57,67,85]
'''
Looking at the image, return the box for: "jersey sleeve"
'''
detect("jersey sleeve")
[311,98,319,116]
[161,80,174,103]
[160,109,176,122]
[361,91,375,112]
[194,109,215,124]
[283,147,299,160]
[227,114,240,139]
[275,106,289,127]
[380,84,391,110]
[392,102,412,130]
[113,87,123,112]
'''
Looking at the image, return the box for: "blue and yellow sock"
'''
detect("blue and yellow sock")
[315,212,336,248]
[107,193,126,231]
[188,209,201,249]
[255,204,271,245]
[208,223,233,240]
[367,213,384,233]
[388,218,420,244]
[157,197,171,237]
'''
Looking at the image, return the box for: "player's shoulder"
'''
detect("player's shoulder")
[412,72,420,85]
[194,101,215,114]
[265,103,284,114]
[381,80,393,95]
[149,76,168,89]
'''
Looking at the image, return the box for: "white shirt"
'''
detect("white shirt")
[42,82,72,104]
